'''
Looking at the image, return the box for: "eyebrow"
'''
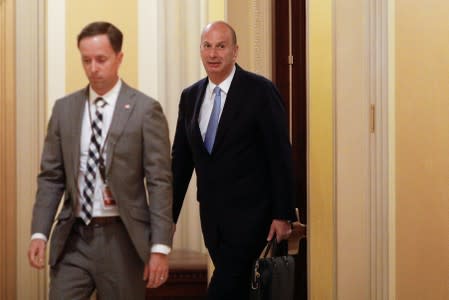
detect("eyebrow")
[202,40,227,45]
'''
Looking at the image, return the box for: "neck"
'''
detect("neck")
[208,76,224,86]
[91,77,119,96]
[208,65,235,85]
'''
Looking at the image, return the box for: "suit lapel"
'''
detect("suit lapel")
[71,87,89,187]
[192,79,209,154]
[105,82,136,175]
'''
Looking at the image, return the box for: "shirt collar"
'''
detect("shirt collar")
[207,65,236,95]
[89,79,122,106]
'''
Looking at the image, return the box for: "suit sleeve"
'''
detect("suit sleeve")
[171,91,194,223]
[143,100,174,246]
[257,81,297,221]
[32,100,66,237]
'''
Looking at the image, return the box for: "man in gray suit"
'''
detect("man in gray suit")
[27,21,173,299]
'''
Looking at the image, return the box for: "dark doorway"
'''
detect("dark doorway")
[273,1,307,299]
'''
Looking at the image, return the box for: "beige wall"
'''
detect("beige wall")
[66,0,138,93]
[309,0,449,298]
[227,0,252,70]
[334,0,373,297]
[308,0,335,299]
[395,0,449,299]
[227,0,272,78]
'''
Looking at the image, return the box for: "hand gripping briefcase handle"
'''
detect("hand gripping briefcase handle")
[250,238,295,300]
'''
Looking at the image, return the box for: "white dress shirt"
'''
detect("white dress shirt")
[77,80,120,218]
[198,65,236,138]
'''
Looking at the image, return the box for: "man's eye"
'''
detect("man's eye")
[95,56,108,63]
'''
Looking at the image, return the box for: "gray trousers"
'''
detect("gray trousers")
[49,220,146,300]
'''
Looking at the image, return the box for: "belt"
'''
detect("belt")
[77,216,122,227]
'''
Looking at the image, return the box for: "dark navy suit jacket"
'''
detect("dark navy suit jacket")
[172,65,296,254]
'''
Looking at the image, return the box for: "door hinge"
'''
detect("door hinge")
[288,55,294,65]
[370,104,375,133]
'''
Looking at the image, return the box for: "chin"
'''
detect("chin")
[207,68,222,76]
[207,64,221,70]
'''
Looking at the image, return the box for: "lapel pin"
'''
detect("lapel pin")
[124,104,131,109]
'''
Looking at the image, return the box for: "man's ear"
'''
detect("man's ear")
[233,45,239,61]
[117,51,124,64]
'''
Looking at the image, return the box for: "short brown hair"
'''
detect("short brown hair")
[77,21,123,53]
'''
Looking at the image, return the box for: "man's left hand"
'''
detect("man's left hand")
[267,219,292,242]
[143,252,169,288]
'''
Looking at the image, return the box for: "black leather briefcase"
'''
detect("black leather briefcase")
[250,239,295,300]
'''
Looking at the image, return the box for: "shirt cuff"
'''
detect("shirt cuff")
[151,244,171,255]
[31,233,48,242]
[32,234,170,254]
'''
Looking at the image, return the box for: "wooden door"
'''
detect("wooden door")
[273,1,307,299]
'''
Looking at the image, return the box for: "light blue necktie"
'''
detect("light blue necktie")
[204,86,221,153]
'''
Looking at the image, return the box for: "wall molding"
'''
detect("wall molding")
[334,0,391,298]
[16,0,47,299]
[368,0,391,298]
[0,0,17,298]
[387,1,396,299]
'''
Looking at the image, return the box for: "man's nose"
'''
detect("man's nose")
[89,61,98,72]
[208,48,217,57]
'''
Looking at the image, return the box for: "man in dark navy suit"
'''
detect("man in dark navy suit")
[172,21,296,300]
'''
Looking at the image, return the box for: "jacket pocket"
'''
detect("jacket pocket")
[56,208,72,221]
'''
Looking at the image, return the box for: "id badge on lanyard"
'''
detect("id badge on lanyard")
[99,160,117,208]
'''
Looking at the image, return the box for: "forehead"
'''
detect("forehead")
[79,35,113,52]
[201,25,232,43]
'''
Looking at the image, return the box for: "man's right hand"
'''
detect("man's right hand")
[28,239,46,269]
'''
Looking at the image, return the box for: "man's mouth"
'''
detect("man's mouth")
[208,62,220,67]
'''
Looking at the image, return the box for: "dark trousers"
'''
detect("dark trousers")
[206,231,267,300]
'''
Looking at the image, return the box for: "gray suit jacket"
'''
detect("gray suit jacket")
[31,82,173,266]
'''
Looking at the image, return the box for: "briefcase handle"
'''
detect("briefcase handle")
[251,238,293,291]
[261,237,289,258]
